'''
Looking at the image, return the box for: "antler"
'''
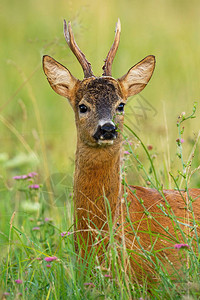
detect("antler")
[64,20,94,78]
[102,19,121,76]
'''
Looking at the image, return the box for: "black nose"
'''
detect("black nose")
[101,123,116,134]
[93,122,117,141]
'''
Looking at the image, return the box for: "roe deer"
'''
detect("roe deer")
[43,19,200,281]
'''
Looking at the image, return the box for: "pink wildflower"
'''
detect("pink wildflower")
[44,256,57,262]
[46,264,51,268]
[174,243,189,250]
[13,175,28,180]
[104,274,112,278]
[176,138,184,145]
[36,257,42,260]
[13,176,20,180]
[124,151,130,155]
[32,227,40,231]
[44,217,51,222]
[28,172,38,178]
[61,231,71,237]
[61,232,67,237]
[84,282,95,287]
[28,184,40,189]
[15,279,23,284]
[3,292,10,296]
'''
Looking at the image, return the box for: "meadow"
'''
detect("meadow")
[0,0,200,298]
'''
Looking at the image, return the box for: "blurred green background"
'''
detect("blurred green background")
[1,0,200,188]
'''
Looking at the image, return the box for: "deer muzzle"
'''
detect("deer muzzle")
[93,122,117,143]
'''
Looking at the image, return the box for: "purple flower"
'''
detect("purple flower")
[174,243,189,250]
[61,232,67,237]
[13,176,21,180]
[104,274,111,278]
[44,256,57,262]
[61,231,71,237]
[32,227,40,231]
[124,151,130,155]
[3,292,10,296]
[28,172,38,178]
[15,279,23,284]
[46,264,51,268]
[84,282,95,287]
[13,175,28,180]
[28,184,40,189]
[44,217,51,222]
[176,138,185,145]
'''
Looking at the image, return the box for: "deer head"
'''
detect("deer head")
[43,19,155,148]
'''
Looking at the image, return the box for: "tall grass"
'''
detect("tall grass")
[1,105,200,299]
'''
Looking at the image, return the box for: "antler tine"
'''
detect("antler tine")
[63,20,94,78]
[102,19,121,77]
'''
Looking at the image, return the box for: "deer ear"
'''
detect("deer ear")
[118,55,155,98]
[43,55,79,104]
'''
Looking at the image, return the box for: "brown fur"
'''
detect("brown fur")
[43,21,200,281]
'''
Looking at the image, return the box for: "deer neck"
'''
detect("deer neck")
[73,140,123,229]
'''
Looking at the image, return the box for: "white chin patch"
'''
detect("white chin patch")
[97,140,114,146]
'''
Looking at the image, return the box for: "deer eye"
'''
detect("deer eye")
[117,103,125,112]
[79,104,88,113]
